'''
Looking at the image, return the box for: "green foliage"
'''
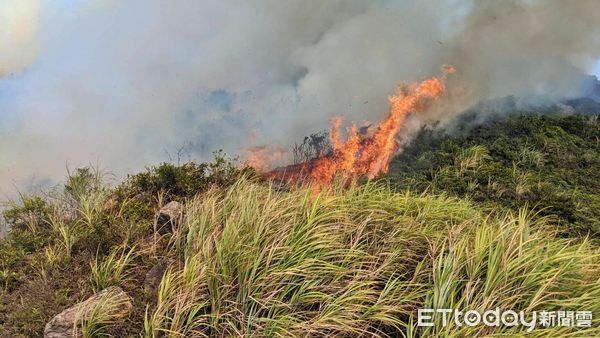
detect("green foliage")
[64,167,105,203]
[387,113,600,236]
[2,194,52,253]
[0,195,55,294]
[3,195,50,232]
[0,266,21,292]
[121,151,240,201]
[112,152,245,231]
[31,246,67,283]
[89,246,137,292]
[145,178,600,337]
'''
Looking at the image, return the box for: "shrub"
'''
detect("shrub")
[2,195,51,234]
[121,151,240,201]
[112,152,245,231]
[387,113,600,237]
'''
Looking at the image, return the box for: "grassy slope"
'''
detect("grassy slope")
[146,180,600,337]
[0,113,599,337]
[387,113,600,237]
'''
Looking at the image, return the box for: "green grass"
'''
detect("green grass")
[89,245,137,293]
[77,287,133,337]
[143,179,600,337]
[387,113,600,237]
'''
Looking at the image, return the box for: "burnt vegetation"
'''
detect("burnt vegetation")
[291,131,332,164]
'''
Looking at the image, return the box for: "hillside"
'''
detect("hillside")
[387,113,600,237]
[0,113,599,337]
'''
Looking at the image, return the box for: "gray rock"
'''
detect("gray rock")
[44,286,133,338]
[144,258,172,293]
[154,201,183,234]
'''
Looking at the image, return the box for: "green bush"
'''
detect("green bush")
[122,152,240,199]
[386,113,600,237]
[3,195,50,234]
[112,152,246,229]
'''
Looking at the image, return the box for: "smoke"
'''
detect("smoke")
[1,0,599,196]
[0,0,40,76]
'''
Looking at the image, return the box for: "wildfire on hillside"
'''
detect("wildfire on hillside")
[247,65,455,190]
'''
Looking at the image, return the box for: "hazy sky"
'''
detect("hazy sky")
[1,0,600,197]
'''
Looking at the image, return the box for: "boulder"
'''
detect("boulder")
[144,258,172,293]
[154,201,183,234]
[44,286,133,338]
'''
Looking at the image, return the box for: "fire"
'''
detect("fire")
[256,66,454,189]
[243,145,287,172]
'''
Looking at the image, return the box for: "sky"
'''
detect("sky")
[1,0,600,197]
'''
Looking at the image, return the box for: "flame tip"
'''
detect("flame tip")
[249,66,452,192]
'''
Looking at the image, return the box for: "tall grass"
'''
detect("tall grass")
[455,145,490,177]
[32,245,65,283]
[76,286,133,337]
[89,245,137,292]
[47,211,79,259]
[143,178,600,337]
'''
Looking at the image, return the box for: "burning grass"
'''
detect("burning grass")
[258,66,455,191]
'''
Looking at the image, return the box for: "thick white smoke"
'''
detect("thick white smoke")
[1,0,599,196]
[0,0,40,76]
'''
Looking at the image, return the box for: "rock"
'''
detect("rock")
[154,201,183,234]
[144,258,172,293]
[44,286,133,338]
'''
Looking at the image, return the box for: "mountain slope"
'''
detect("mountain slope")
[387,113,600,236]
[0,112,599,336]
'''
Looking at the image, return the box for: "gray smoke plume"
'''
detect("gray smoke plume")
[1,0,599,196]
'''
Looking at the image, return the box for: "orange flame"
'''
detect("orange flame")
[263,66,454,189]
[244,145,287,172]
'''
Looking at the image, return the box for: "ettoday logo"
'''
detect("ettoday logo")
[417,308,593,332]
